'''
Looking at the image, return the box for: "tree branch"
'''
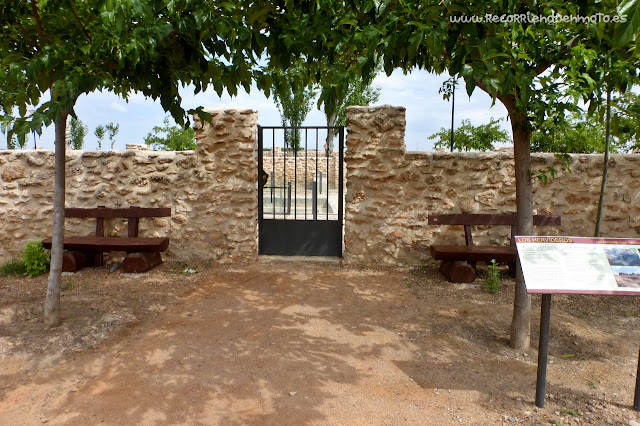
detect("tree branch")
[473,77,527,129]
[535,61,552,77]
[29,0,45,41]
[15,21,40,51]
[70,6,92,43]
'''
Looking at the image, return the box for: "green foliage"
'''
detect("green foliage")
[23,241,49,278]
[0,259,27,277]
[68,117,87,150]
[531,94,640,154]
[2,118,27,149]
[606,92,640,153]
[94,125,106,150]
[615,0,640,47]
[321,66,381,152]
[144,117,196,151]
[531,115,605,154]
[105,122,119,150]
[429,118,510,152]
[531,153,572,186]
[485,259,501,294]
[1,0,285,142]
[334,80,380,128]
[272,65,317,151]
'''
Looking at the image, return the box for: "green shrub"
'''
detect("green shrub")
[23,241,49,277]
[0,259,27,277]
[485,259,501,294]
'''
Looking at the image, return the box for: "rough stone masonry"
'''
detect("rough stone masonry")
[0,107,258,263]
[0,105,638,266]
[343,105,640,265]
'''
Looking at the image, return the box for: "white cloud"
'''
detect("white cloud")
[109,102,127,113]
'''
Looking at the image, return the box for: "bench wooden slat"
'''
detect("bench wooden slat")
[42,236,169,253]
[428,213,561,226]
[430,245,517,263]
[65,207,171,219]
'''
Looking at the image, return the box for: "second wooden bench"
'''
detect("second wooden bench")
[428,213,561,283]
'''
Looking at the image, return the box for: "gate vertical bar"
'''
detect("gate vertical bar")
[272,128,276,218]
[294,136,297,218]
[315,129,319,220]
[257,125,263,253]
[312,181,318,220]
[338,126,344,242]
[283,127,287,218]
[326,136,329,220]
[304,130,308,220]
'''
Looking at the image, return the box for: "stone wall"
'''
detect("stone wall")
[343,105,640,265]
[2,104,639,267]
[0,107,258,263]
[262,148,340,189]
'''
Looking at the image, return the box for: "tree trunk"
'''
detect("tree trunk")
[43,109,68,328]
[594,90,611,238]
[510,123,534,350]
[325,112,337,155]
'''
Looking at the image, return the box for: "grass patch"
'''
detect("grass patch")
[168,261,199,275]
[23,241,49,277]
[560,408,583,416]
[62,279,75,292]
[0,259,27,277]
[484,259,501,294]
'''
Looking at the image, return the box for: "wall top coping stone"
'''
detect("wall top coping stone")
[403,151,640,160]
[0,149,195,157]
[200,107,257,114]
[346,104,406,113]
[2,149,638,161]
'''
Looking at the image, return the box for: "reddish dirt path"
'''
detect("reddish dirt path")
[2,262,640,425]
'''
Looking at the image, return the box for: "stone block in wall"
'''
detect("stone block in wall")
[2,165,25,182]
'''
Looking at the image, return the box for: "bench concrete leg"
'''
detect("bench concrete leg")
[62,251,95,273]
[123,252,162,273]
[439,260,477,283]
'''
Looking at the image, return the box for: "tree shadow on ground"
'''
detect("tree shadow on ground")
[38,265,418,424]
[2,263,640,424]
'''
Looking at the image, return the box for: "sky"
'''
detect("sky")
[28,69,511,152]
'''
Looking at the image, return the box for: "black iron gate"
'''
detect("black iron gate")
[258,126,344,256]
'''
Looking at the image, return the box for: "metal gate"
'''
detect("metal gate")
[258,126,344,256]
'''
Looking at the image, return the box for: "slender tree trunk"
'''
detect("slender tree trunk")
[44,109,68,327]
[594,90,611,238]
[325,113,337,155]
[510,123,534,350]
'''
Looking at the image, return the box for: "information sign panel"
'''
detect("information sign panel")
[515,236,640,295]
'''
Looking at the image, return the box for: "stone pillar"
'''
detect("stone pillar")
[191,107,258,261]
[343,105,407,263]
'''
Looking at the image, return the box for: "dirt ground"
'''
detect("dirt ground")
[2,259,640,425]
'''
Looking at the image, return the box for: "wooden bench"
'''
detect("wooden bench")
[42,206,171,273]
[428,213,561,283]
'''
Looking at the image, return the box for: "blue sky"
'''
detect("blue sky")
[30,69,511,152]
